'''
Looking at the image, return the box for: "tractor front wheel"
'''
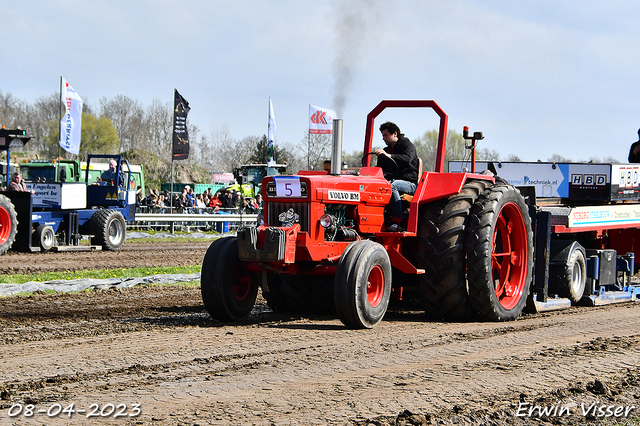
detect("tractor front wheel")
[201,237,258,322]
[334,240,392,329]
[467,185,533,321]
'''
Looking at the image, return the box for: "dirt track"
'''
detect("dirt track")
[1,240,640,425]
[0,241,211,275]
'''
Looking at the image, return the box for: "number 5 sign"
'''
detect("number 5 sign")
[274,176,302,197]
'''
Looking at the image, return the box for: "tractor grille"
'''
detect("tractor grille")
[267,202,310,232]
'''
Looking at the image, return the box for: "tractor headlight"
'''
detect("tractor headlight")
[320,214,336,228]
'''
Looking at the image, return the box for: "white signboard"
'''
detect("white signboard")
[448,161,611,198]
[25,182,87,210]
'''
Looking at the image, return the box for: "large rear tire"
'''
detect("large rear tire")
[467,185,533,321]
[409,180,490,321]
[89,209,126,251]
[201,237,258,321]
[334,240,392,329]
[0,195,17,255]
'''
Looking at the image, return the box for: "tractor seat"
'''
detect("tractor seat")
[400,157,422,204]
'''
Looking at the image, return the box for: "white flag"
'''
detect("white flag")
[309,104,337,134]
[267,98,276,166]
[59,77,83,155]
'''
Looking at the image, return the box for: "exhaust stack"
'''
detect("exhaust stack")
[330,118,343,175]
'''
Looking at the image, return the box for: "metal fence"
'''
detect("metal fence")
[130,206,258,233]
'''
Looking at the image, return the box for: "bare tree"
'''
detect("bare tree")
[142,99,172,159]
[413,129,467,172]
[20,93,59,155]
[0,90,29,129]
[99,95,145,152]
[342,149,364,170]
[477,147,501,161]
[198,124,235,173]
[548,153,571,163]
[297,131,332,170]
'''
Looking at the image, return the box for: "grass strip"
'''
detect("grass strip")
[0,265,202,285]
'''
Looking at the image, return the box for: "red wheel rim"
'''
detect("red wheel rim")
[490,201,528,310]
[367,265,385,307]
[0,206,11,244]
[233,275,252,301]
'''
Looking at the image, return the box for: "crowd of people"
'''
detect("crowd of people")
[137,186,262,215]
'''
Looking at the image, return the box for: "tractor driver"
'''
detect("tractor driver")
[374,121,419,232]
[98,159,125,187]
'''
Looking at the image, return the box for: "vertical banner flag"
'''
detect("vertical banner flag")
[309,104,337,134]
[172,89,190,160]
[59,77,83,155]
[267,98,277,166]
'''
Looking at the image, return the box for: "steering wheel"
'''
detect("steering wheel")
[362,152,398,180]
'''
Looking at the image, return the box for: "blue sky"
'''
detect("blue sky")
[2,0,639,162]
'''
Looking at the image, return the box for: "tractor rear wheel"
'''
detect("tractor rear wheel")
[0,195,17,255]
[201,237,258,321]
[334,240,392,329]
[410,180,490,321]
[466,185,533,321]
[89,209,126,251]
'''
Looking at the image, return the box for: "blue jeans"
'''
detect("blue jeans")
[390,180,416,221]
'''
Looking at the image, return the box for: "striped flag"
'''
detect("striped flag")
[59,77,83,155]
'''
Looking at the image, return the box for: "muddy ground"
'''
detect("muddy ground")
[1,240,640,425]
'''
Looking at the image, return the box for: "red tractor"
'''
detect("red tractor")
[201,100,533,328]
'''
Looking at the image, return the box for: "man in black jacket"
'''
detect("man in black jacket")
[375,121,419,232]
[629,129,640,163]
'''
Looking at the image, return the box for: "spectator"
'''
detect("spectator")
[232,190,243,210]
[209,191,222,213]
[246,197,259,213]
[146,189,159,206]
[171,193,181,212]
[195,193,206,212]
[8,172,35,194]
[136,186,144,207]
[156,194,166,213]
[177,190,186,212]
[221,190,233,209]
[187,188,197,208]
